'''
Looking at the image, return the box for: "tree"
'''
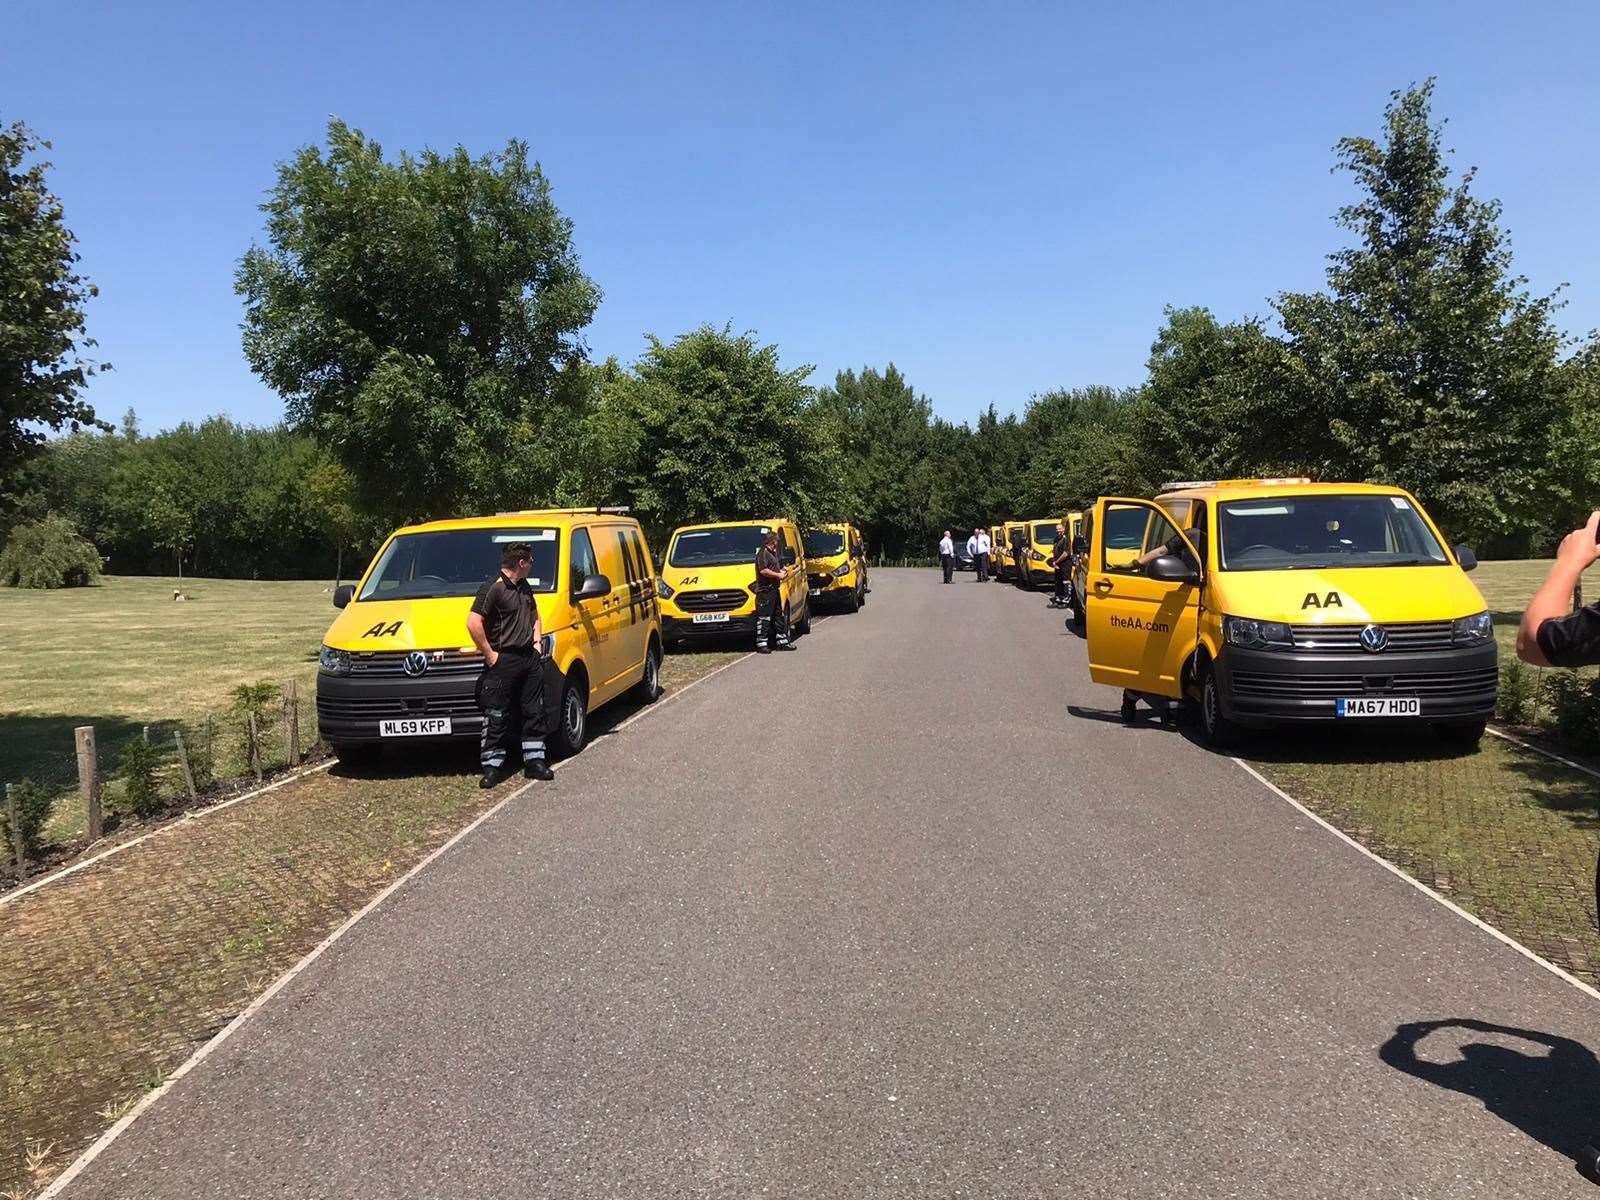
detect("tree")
[1276,81,1567,543]
[236,119,601,522]
[1134,306,1304,485]
[304,457,363,585]
[0,118,108,507]
[590,325,837,545]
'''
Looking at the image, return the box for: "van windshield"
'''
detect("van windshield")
[358,528,559,600]
[670,526,769,567]
[1031,523,1058,544]
[804,530,846,558]
[1217,495,1449,572]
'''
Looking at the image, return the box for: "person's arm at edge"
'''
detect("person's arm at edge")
[1516,511,1600,666]
[466,611,498,668]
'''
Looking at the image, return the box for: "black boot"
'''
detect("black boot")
[480,764,512,789]
[525,759,554,782]
[1120,694,1138,725]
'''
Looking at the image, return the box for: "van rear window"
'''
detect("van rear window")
[1217,495,1448,572]
[358,528,559,600]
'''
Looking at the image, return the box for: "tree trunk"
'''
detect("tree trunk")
[335,542,343,589]
[177,550,183,582]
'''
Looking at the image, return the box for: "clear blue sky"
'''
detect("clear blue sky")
[7,0,1598,433]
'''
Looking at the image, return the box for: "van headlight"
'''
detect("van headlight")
[319,645,353,675]
[1030,549,1046,562]
[656,578,674,599]
[1452,611,1493,645]
[832,561,851,578]
[1224,616,1293,650]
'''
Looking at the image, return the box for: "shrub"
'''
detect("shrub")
[0,778,53,859]
[1497,659,1538,725]
[116,736,165,818]
[1542,671,1600,754]
[0,514,102,588]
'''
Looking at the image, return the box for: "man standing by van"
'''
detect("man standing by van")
[939,530,955,583]
[1048,520,1071,608]
[754,527,794,653]
[974,526,991,581]
[467,541,555,786]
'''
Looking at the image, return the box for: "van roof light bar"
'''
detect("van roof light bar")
[1160,477,1312,491]
[492,505,633,516]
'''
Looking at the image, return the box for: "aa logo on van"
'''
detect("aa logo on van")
[1301,591,1343,610]
[362,621,404,638]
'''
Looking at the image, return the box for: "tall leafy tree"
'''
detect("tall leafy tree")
[0,119,108,507]
[590,325,836,546]
[1276,80,1567,543]
[236,120,600,521]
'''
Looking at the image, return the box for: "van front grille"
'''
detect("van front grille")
[1231,667,1498,702]
[347,649,485,677]
[675,589,749,613]
[1289,622,1457,654]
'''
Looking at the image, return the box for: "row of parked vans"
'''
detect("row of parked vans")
[315,511,870,763]
[997,478,1498,749]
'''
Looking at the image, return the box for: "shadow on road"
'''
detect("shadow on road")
[1380,1018,1600,1173]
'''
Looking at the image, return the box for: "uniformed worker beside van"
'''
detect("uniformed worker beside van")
[466,541,555,786]
[754,527,794,653]
[1116,521,1206,726]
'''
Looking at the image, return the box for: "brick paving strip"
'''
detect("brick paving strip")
[0,651,741,1197]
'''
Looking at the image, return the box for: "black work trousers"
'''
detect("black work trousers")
[976,552,989,581]
[1054,565,1069,601]
[941,554,954,583]
[477,649,549,769]
[755,585,790,648]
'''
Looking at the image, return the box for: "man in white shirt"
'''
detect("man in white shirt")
[973,527,991,582]
[938,530,955,583]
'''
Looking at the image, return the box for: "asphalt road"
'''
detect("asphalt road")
[65,569,1600,1198]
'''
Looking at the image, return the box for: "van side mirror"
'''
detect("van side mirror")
[575,573,612,600]
[1147,554,1199,585]
[333,584,354,609]
[1454,544,1479,572]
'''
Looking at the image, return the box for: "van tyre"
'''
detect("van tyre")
[1433,717,1487,748]
[1199,664,1241,750]
[795,604,812,636]
[842,586,860,613]
[557,674,589,756]
[631,641,663,705]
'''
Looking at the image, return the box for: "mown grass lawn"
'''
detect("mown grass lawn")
[0,575,739,846]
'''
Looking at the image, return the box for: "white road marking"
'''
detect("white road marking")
[1488,724,1600,782]
[37,648,756,1199]
[1230,756,1600,1004]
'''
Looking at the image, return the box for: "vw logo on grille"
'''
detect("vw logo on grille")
[1359,624,1389,653]
[402,651,429,676]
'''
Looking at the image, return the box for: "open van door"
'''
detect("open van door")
[1085,498,1202,698]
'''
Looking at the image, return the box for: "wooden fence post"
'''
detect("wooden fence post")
[173,729,198,799]
[246,712,263,783]
[75,725,102,841]
[6,784,24,877]
[283,679,301,767]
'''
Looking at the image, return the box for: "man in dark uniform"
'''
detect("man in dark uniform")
[1048,520,1071,608]
[466,541,555,786]
[753,527,794,653]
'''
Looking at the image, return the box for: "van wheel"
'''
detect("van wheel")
[795,604,812,636]
[632,641,663,705]
[1433,718,1487,749]
[557,675,589,756]
[842,586,860,613]
[1199,664,1241,750]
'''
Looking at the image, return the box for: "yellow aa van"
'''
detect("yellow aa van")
[988,524,1006,581]
[803,522,870,612]
[316,508,662,763]
[1001,521,1028,582]
[1069,508,1092,630]
[1018,517,1062,589]
[1082,480,1495,748]
[656,518,812,649]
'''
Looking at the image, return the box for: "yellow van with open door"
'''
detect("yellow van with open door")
[316,508,663,762]
[803,523,869,612]
[1001,521,1028,583]
[988,525,1006,581]
[656,518,812,649]
[1018,518,1061,589]
[1082,480,1495,748]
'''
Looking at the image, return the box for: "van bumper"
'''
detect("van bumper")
[1214,643,1498,724]
[315,670,484,743]
[662,614,757,642]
